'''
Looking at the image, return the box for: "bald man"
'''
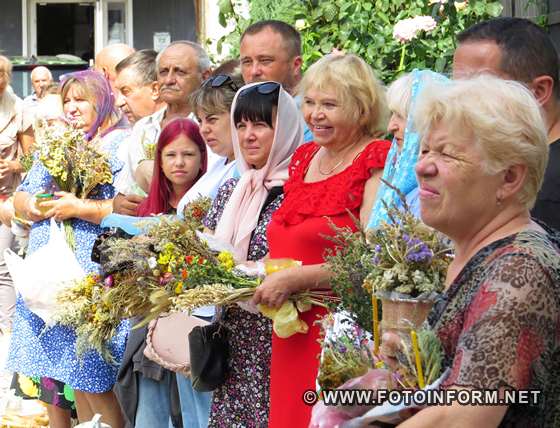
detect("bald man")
[23,66,53,109]
[94,43,135,91]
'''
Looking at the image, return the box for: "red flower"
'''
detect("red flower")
[181,269,188,279]
[198,257,205,265]
[185,255,194,264]
[192,207,203,219]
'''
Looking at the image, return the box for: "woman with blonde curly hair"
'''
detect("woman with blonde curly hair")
[252,53,391,427]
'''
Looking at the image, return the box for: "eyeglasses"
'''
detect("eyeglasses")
[201,74,240,92]
[238,81,280,98]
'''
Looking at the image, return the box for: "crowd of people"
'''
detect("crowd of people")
[0,16,558,428]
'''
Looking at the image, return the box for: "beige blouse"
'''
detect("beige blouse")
[0,90,32,196]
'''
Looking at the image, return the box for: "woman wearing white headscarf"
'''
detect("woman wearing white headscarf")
[202,81,303,426]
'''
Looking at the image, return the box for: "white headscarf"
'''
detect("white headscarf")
[214,82,304,261]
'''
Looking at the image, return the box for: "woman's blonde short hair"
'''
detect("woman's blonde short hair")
[387,73,415,118]
[299,54,389,138]
[0,55,13,81]
[415,75,548,209]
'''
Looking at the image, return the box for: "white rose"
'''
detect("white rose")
[295,19,307,31]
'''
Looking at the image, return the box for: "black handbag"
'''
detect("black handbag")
[188,320,229,392]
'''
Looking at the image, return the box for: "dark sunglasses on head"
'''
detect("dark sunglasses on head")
[201,74,240,92]
[238,81,280,98]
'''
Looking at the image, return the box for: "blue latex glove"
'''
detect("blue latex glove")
[100,213,160,236]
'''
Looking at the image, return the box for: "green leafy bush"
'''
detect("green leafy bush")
[215,0,503,83]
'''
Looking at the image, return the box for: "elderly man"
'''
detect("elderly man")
[114,49,164,124]
[240,20,312,142]
[23,66,53,108]
[452,17,560,231]
[113,41,211,215]
[94,43,135,92]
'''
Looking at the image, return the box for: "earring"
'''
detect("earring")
[496,195,502,206]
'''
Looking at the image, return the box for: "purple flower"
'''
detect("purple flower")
[104,275,114,288]
[405,236,433,263]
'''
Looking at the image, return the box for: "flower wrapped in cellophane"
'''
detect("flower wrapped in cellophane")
[311,312,447,427]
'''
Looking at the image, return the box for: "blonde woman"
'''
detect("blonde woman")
[252,53,391,427]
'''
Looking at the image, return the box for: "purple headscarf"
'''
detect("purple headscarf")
[60,69,125,140]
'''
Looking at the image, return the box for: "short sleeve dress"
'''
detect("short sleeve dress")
[7,128,131,395]
[428,227,560,427]
[266,140,391,428]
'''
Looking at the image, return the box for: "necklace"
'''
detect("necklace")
[317,141,360,176]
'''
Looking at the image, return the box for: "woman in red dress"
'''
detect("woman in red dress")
[252,53,391,427]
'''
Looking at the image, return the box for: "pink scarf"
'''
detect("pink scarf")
[214,82,303,261]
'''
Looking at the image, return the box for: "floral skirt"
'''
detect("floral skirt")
[208,306,272,428]
[12,373,75,410]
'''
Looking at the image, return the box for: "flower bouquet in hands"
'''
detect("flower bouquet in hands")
[54,197,213,360]
[170,256,340,338]
[34,118,113,248]
[311,313,446,427]
[326,182,452,335]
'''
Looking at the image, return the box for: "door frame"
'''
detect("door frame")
[23,0,134,59]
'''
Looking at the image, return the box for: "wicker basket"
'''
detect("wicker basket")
[380,296,434,334]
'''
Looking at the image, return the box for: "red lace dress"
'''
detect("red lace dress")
[266,140,391,428]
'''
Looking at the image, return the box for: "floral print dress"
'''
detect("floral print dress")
[428,226,560,428]
[7,128,130,405]
[203,177,283,428]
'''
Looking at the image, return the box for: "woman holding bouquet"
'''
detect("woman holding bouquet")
[116,117,208,428]
[251,53,391,427]
[202,81,302,426]
[393,76,560,427]
[8,70,130,428]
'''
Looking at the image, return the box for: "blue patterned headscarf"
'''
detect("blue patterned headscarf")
[367,70,448,229]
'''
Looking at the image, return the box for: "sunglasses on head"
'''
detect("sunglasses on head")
[238,82,280,98]
[201,74,240,92]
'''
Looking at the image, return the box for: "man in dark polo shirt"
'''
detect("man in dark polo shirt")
[453,17,560,230]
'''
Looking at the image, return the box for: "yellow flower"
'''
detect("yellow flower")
[217,251,235,271]
[455,1,467,10]
[175,281,184,295]
[18,375,39,398]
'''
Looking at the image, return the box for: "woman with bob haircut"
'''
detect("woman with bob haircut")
[390,75,559,427]
[252,53,392,427]
[9,70,130,428]
[203,81,302,426]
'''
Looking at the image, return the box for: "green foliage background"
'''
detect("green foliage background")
[214,0,504,83]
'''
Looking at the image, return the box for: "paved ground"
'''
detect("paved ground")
[0,332,11,397]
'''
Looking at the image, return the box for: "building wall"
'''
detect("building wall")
[133,0,196,49]
[0,0,23,56]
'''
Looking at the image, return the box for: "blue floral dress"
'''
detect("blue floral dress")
[7,128,130,394]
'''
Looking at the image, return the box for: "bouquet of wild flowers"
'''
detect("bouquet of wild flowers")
[55,198,213,360]
[34,119,113,248]
[326,186,452,333]
[170,256,340,339]
[55,272,131,362]
[362,205,451,298]
[312,314,445,426]
[35,118,113,199]
[316,313,375,391]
